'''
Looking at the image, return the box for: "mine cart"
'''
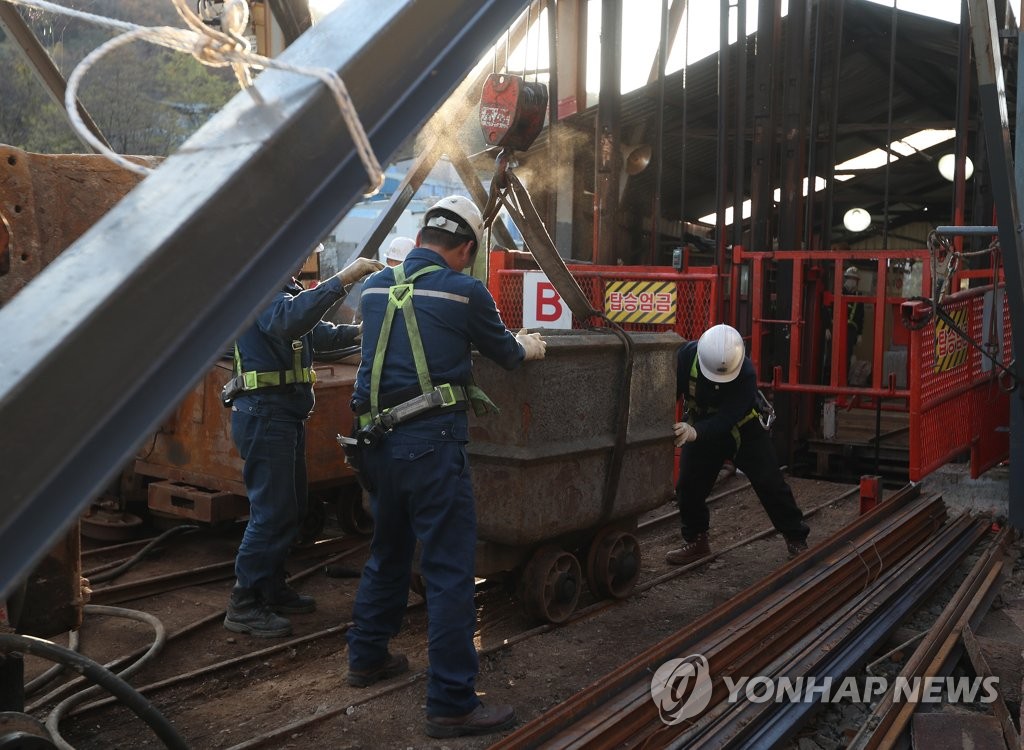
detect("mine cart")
[466,329,679,623]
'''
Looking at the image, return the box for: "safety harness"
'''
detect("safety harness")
[847,301,864,334]
[684,356,766,450]
[221,339,316,406]
[357,263,496,431]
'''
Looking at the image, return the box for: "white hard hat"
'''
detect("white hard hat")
[423,195,483,248]
[697,324,745,383]
[384,236,415,263]
[844,266,860,280]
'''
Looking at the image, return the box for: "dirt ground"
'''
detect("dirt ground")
[22,473,1015,749]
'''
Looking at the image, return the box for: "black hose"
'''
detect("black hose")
[23,629,79,697]
[0,634,188,750]
[87,525,199,584]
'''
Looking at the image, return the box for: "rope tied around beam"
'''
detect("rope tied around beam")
[1,0,384,194]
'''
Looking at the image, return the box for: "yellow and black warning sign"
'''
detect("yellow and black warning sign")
[934,307,969,373]
[604,280,677,324]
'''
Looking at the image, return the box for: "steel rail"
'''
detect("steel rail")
[551,496,947,749]
[26,542,368,713]
[852,524,1012,749]
[88,536,358,605]
[962,624,1022,749]
[489,484,924,749]
[678,515,989,749]
[176,487,863,750]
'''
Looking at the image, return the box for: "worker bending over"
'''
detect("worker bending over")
[667,324,810,566]
[345,195,545,739]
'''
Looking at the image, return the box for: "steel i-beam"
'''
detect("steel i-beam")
[0,0,529,599]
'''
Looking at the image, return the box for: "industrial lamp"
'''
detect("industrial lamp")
[843,207,871,233]
[937,154,974,182]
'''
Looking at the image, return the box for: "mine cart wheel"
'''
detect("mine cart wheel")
[586,529,641,600]
[338,494,374,536]
[518,545,582,624]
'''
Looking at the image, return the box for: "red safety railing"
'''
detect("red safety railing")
[733,246,936,399]
[906,285,1012,481]
[488,250,719,340]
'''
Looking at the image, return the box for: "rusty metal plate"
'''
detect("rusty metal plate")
[0,146,159,306]
[137,361,357,497]
[469,330,680,547]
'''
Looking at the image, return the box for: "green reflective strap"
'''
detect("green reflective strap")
[688,354,757,449]
[402,298,433,395]
[369,297,397,416]
[234,343,243,375]
[369,264,444,418]
[291,339,304,383]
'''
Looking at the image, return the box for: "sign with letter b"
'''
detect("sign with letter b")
[522,271,572,329]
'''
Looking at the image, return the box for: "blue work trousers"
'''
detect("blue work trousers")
[231,408,308,591]
[346,422,479,718]
[677,422,808,543]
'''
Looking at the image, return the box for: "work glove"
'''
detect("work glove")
[336,257,384,286]
[516,328,547,361]
[673,421,697,447]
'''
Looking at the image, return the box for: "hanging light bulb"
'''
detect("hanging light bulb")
[843,207,871,233]
[937,154,974,182]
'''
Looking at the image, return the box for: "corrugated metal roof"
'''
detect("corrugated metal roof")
[521,0,1012,246]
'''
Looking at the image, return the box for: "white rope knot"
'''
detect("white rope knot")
[2,0,383,195]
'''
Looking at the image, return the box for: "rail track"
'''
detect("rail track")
[21,476,868,749]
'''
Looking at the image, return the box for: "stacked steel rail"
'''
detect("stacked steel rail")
[491,484,999,748]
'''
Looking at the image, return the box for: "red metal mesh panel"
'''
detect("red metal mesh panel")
[494,269,715,341]
[911,288,1011,481]
[496,272,525,329]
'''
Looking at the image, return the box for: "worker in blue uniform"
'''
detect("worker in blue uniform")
[345,195,546,739]
[666,324,810,566]
[222,248,383,638]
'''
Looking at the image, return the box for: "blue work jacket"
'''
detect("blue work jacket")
[353,248,523,419]
[676,340,759,441]
[233,275,359,421]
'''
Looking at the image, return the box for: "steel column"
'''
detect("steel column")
[969,0,1024,530]
[593,0,622,266]
[749,0,781,254]
[0,0,529,599]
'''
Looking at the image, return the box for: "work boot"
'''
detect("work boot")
[224,586,292,638]
[347,653,409,687]
[260,577,316,614]
[665,533,711,566]
[785,537,809,559]
[425,703,517,739]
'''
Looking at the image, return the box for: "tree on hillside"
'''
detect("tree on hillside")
[0,1,238,156]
